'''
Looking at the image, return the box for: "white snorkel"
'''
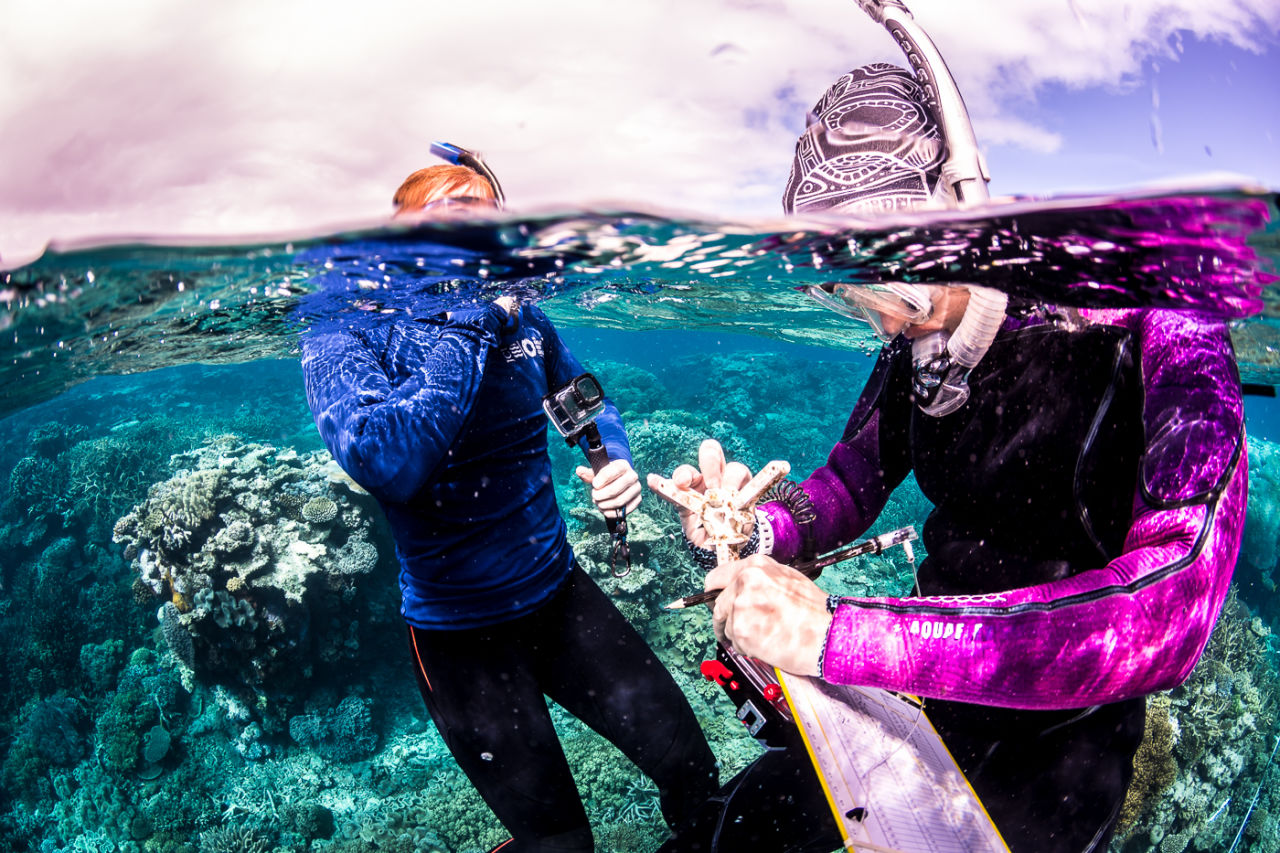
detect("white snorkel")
[791,1,1008,416]
[856,0,988,206]
[858,0,1008,416]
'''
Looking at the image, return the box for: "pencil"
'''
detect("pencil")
[664,525,917,610]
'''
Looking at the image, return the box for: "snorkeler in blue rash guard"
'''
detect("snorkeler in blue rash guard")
[301,155,718,853]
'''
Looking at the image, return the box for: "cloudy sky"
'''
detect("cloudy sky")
[1,0,1277,265]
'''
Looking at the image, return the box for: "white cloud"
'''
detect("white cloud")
[0,0,1276,263]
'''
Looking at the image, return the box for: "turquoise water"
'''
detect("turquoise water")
[2,191,1280,852]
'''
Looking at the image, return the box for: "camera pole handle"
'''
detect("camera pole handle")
[572,422,631,571]
[576,422,612,475]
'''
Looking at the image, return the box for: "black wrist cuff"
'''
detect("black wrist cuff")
[684,523,760,570]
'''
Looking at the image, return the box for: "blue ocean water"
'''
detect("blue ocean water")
[2,192,1279,852]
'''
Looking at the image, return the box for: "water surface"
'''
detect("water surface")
[2,189,1279,852]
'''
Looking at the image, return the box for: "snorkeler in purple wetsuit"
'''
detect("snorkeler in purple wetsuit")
[302,154,718,853]
[655,8,1248,853]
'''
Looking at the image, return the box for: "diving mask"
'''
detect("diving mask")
[804,282,934,341]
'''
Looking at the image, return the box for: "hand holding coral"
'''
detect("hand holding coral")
[646,439,754,548]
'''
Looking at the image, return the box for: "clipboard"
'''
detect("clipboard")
[776,670,1010,853]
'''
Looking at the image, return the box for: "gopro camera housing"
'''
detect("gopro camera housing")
[543,373,605,439]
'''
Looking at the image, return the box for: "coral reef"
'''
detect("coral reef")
[1241,436,1280,625]
[197,823,273,853]
[1,695,87,804]
[289,696,379,763]
[5,343,1279,853]
[302,496,339,525]
[1118,694,1179,832]
[1114,589,1280,852]
[78,639,125,695]
[112,439,391,694]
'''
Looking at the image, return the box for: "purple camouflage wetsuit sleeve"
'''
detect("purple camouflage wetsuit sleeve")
[765,309,1247,710]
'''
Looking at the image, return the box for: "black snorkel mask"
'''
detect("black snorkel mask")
[430,141,507,209]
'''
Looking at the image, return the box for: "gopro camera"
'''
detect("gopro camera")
[543,372,630,573]
[543,373,606,440]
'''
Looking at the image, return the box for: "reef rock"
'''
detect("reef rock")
[113,438,389,692]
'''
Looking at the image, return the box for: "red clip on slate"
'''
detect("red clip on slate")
[700,659,739,690]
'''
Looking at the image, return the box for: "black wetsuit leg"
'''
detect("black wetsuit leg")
[408,606,595,852]
[538,565,720,830]
[656,745,842,853]
[408,564,718,852]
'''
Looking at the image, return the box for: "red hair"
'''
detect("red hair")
[392,165,496,212]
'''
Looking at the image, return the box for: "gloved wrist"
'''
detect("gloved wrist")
[817,597,843,680]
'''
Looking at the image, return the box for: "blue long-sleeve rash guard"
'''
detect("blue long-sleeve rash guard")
[301,301,631,630]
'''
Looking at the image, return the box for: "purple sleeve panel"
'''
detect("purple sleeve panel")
[764,406,904,565]
[1135,310,1245,502]
[821,310,1247,710]
[822,468,1245,709]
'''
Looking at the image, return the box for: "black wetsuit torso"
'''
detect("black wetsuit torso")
[664,321,1152,853]
[901,323,1149,852]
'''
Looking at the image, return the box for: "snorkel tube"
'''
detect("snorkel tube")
[855,0,1008,416]
[430,141,507,208]
[855,0,988,206]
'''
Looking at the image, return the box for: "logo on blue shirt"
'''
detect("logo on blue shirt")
[501,332,545,363]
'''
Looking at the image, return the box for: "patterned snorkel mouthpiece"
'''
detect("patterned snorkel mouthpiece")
[782,64,947,215]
